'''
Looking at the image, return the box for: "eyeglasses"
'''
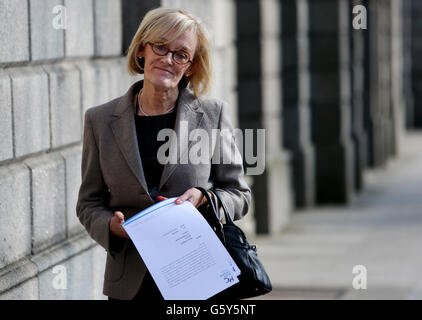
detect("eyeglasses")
[148,42,192,65]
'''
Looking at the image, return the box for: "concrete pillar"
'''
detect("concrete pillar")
[367,0,394,167]
[363,0,388,168]
[236,0,292,233]
[349,0,368,191]
[379,2,395,160]
[308,0,355,203]
[390,0,406,156]
[236,0,264,233]
[411,0,422,127]
[280,0,315,208]
[403,0,414,129]
[361,0,374,167]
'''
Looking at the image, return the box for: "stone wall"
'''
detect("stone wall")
[0,0,139,300]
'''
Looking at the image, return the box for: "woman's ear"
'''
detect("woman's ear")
[137,47,145,59]
[184,62,198,77]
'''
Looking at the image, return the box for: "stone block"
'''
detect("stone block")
[267,153,292,232]
[64,0,94,57]
[264,112,282,157]
[296,0,310,35]
[0,0,29,63]
[107,58,141,100]
[262,38,281,76]
[253,152,292,234]
[209,48,225,100]
[93,0,122,57]
[0,257,38,296]
[0,72,13,161]
[61,145,84,237]
[211,0,236,49]
[210,45,237,100]
[0,278,38,300]
[260,0,280,36]
[25,153,66,254]
[74,60,110,121]
[29,0,65,61]
[262,76,281,115]
[161,0,212,31]
[38,244,106,299]
[44,63,82,148]
[0,164,31,269]
[10,67,50,157]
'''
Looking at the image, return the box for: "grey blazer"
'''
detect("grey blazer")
[76,80,251,300]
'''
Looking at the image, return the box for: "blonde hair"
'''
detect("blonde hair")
[127,8,212,97]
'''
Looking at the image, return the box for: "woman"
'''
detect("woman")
[76,8,251,300]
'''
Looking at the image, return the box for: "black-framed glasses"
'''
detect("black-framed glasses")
[148,42,192,65]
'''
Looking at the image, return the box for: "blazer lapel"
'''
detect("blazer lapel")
[108,80,205,197]
[158,88,204,191]
[109,81,149,195]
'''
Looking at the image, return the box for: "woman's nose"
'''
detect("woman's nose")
[161,52,173,64]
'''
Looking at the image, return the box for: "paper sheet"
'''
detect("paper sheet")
[122,197,240,300]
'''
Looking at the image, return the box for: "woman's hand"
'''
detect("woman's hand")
[157,188,207,208]
[109,211,129,239]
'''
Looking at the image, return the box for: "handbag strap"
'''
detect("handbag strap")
[195,187,226,244]
[209,189,235,227]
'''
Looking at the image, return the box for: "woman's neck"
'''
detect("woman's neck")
[138,81,179,116]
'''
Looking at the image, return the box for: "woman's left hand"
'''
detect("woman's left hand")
[157,188,206,208]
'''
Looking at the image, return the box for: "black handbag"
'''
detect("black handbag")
[196,187,272,299]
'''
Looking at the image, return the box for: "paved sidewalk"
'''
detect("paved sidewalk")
[249,131,422,300]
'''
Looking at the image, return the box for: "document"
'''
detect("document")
[122,197,240,300]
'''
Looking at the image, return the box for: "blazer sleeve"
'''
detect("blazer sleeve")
[211,101,252,221]
[76,110,127,256]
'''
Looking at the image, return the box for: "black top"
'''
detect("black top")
[134,97,177,197]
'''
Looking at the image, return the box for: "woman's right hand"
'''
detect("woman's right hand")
[110,211,129,239]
